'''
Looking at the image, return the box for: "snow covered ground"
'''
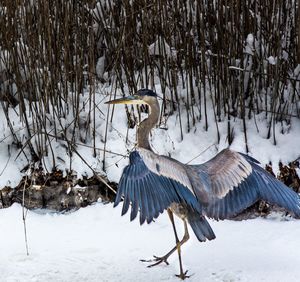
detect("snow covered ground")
[1,203,300,282]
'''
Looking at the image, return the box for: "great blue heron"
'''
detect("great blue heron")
[106,89,300,279]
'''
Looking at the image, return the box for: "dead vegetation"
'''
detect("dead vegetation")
[0,160,298,221]
[0,1,299,167]
[0,168,116,210]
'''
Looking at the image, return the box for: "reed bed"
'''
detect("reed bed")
[0,0,299,169]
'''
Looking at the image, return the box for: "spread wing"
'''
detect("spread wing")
[114,150,202,224]
[190,149,300,220]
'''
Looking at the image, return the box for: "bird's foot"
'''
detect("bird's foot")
[140,255,170,267]
[176,270,190,280]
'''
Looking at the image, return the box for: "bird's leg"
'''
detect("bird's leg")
[141,209,190,279]
[141,209,182,266]
[170,213,190,280]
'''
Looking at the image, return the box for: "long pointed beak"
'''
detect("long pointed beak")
[105,95,144,105]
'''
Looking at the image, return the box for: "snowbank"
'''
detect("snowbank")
[1,203,300,282]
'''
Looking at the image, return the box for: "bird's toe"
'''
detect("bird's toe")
[140,255,170,267]
[175,270,190,280]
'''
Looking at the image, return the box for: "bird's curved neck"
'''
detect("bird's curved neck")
[137,99,160,150]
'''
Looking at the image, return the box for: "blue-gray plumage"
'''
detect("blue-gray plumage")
[106,89,300,280]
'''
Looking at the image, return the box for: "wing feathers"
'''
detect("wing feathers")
[196,149,253,199]
[130,186,139,222]
[115,151,202,224]
[137,148,194,193]
[203,151,300,220]
[116,148,300,224]
[250,162,300,216]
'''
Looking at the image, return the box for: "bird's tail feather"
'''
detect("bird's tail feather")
[187,212,216,242]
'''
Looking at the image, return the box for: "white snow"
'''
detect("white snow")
[245,34,254,55]
[96,56,106,79]
[246,34,254,47]
[267,56,276,65]
[1,204,300,282]
[148,37,177,59]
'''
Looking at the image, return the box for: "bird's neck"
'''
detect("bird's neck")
[137,99,160,150]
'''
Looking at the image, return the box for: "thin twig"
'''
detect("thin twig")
[22,169,30,256]
[185,143,217,164]
[69,142,117,195]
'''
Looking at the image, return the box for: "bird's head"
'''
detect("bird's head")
[105,89,158,105]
